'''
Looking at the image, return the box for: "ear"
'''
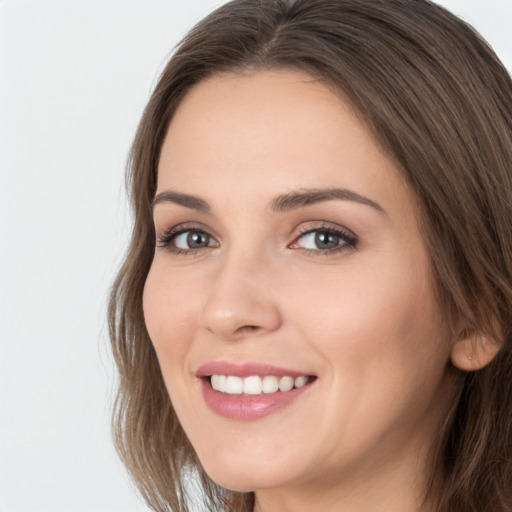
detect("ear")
[450,327,502,372]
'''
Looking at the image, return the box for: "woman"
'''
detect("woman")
[109,1,512,511]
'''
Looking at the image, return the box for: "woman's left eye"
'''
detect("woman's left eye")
[290,226,357,254]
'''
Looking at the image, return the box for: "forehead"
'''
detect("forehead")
[157,70,410,216]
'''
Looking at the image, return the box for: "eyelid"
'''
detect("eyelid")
[157,222,219,252]
[289,221,358,254]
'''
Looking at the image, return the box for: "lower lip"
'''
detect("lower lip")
[200,378,312,420]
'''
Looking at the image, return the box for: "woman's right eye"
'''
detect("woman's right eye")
[174,231,216,249]
[158,228,219,254]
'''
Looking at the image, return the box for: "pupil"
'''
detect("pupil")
[315,232,339,249]
[187,232,209,248]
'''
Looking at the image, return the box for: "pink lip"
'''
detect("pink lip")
[196,361,312,378]
[196,361,316,421]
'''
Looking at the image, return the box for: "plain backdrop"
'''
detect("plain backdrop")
[1,1,511,511]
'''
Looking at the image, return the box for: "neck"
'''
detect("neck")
[253,472,434,512]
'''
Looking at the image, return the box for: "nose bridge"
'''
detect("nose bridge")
[200,242,282,340]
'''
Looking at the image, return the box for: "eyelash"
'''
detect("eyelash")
[157,222,358,256]
[157,223,216,256]
[292,224,358,255]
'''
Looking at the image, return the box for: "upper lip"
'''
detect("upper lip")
[196,361,315,378]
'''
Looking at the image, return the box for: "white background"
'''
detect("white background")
[1,1,511,511]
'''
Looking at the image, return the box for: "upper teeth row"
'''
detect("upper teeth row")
[210,375,309,395]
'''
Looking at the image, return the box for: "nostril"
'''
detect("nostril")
[236,325,260,335]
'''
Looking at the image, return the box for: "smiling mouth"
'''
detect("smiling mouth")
[209,374,316,395]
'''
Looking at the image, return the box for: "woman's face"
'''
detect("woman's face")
[144,70,458,506]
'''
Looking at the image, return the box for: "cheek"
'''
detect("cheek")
[289,251,451,383]
[142,262,198,367]
[287,257,453,453]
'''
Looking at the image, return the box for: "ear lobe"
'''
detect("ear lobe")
[450,328,502,371]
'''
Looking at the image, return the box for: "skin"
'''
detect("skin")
[143,70,462,512]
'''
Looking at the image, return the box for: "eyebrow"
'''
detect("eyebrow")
[271,188,385,214]
[151,187,385,215]
[152,190,211,214]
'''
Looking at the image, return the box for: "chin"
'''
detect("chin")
[198,454,293,492]
[205,469,269,493]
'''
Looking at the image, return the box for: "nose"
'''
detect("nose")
[200,249,283,341]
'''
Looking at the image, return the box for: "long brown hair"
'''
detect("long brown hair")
[109,1,512,510]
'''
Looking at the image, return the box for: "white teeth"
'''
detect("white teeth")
[211,374,226,392]
[278,376,294,392]
[211,374,220,390]
[294,376,308,388]
[262,375,279,393]
[210,374,310,395]
[225,376,243,394]
[243,375,263,395]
